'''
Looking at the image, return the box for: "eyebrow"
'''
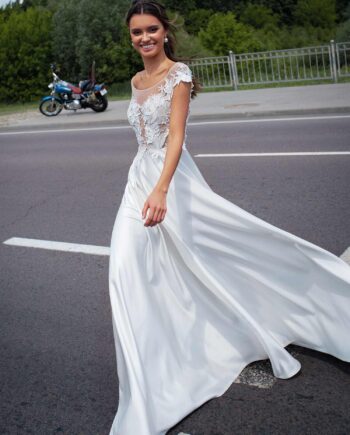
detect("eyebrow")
[130,24,160,31]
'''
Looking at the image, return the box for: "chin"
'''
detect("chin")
[141,51,161,58]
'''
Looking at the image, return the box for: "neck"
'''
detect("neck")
[142,52,170,75]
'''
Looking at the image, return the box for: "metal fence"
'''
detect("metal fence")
[336,41,350,79]
[187,40,350,90]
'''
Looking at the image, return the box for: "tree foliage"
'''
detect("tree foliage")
[185,9,214,35]
[199,12,262,54]
[240,4,280,29]
[0,0,349,103]
[293,0,337,29]
[51,0,129,82]
[336,3,350,40]
[0,6,52,102]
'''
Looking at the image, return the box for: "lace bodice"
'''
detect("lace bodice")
[127,62,194,153]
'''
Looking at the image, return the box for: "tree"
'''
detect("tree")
[51,0,80,80]
[240,4,280,29]
[294,0,337,29]
[51,0,129,82]
[257,0,297,26]
[335,0,349,22]
[163,0,196,15]
[194,0,238,13]
[0,7,52,102]
[185,8,214,35]
[336,19,350,40]
[336,3,350,40]
[198,12,262,55]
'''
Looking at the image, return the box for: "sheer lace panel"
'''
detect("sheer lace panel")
[127,62,194,151]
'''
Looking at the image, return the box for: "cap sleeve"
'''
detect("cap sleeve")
[171,62,194,91]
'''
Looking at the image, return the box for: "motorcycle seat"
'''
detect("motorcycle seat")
[68,84,82,94]
[79,79,94,92]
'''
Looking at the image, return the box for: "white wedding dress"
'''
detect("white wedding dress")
[108,62,350,435]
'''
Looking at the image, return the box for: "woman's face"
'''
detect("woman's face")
[129,13,167,58]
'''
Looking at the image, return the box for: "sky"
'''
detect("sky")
[0,0,21,8]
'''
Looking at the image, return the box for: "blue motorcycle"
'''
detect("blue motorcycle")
[39,63,108,116]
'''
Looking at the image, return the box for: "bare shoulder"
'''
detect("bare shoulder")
[131,70,144,87]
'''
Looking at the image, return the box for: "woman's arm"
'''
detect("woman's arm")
[142,80,192,227]
[154,80,191,193]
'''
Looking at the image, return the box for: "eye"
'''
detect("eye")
[131,26,159,35]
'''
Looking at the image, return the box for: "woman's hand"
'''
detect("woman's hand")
[142,189,167,227]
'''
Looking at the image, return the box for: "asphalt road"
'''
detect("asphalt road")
[1,113,350,435]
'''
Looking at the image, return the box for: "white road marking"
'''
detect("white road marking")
[0,125,131,136]
[189,114,350,127]
[1,114,350,136]
[3,237,110,256]
[3,237,350,268]
[3,237,348,392]
[195,151,350,157]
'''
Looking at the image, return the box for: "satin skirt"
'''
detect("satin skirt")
[108,145,350,435]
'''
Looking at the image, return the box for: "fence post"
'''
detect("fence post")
[229,50,238,90]
[330,39,338,83]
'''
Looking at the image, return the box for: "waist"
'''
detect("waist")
[135,143,187,158]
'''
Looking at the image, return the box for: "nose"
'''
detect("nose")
[141,32,151,42]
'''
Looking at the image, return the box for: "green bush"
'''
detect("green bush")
[199,12,262,55]
[0,7,53,103]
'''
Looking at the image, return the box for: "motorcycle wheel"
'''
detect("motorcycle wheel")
[39,99,63,116]
[90,95,108,112]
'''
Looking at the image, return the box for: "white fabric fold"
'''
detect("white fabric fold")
[108,61,350,435]
[109,147,350,435]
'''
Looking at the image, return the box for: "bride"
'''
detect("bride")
[108,1,350,434]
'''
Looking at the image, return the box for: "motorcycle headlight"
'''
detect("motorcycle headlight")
[48,83,54,89]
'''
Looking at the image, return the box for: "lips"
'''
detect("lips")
[140,43,155,51]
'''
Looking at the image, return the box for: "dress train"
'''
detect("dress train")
[108,61,350,435]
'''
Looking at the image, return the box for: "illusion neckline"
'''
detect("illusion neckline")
[131,62,179,92]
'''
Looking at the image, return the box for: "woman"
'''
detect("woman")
[108,1,350,434]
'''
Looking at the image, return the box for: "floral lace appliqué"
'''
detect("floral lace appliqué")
[127,62,193,154]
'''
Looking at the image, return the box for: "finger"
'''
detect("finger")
[145,217,152,227]
[156,208,165,224]
[149,218,157,227]
[152,209,161,225]
[148,210,160,227]
[142,202,149,219]
[160,209,167,222]
[153,209,165,226]
[145,208,155,226]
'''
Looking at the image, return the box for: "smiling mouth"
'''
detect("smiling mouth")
[140,43,155,49]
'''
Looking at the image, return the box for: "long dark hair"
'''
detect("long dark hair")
[125,0,201,98]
